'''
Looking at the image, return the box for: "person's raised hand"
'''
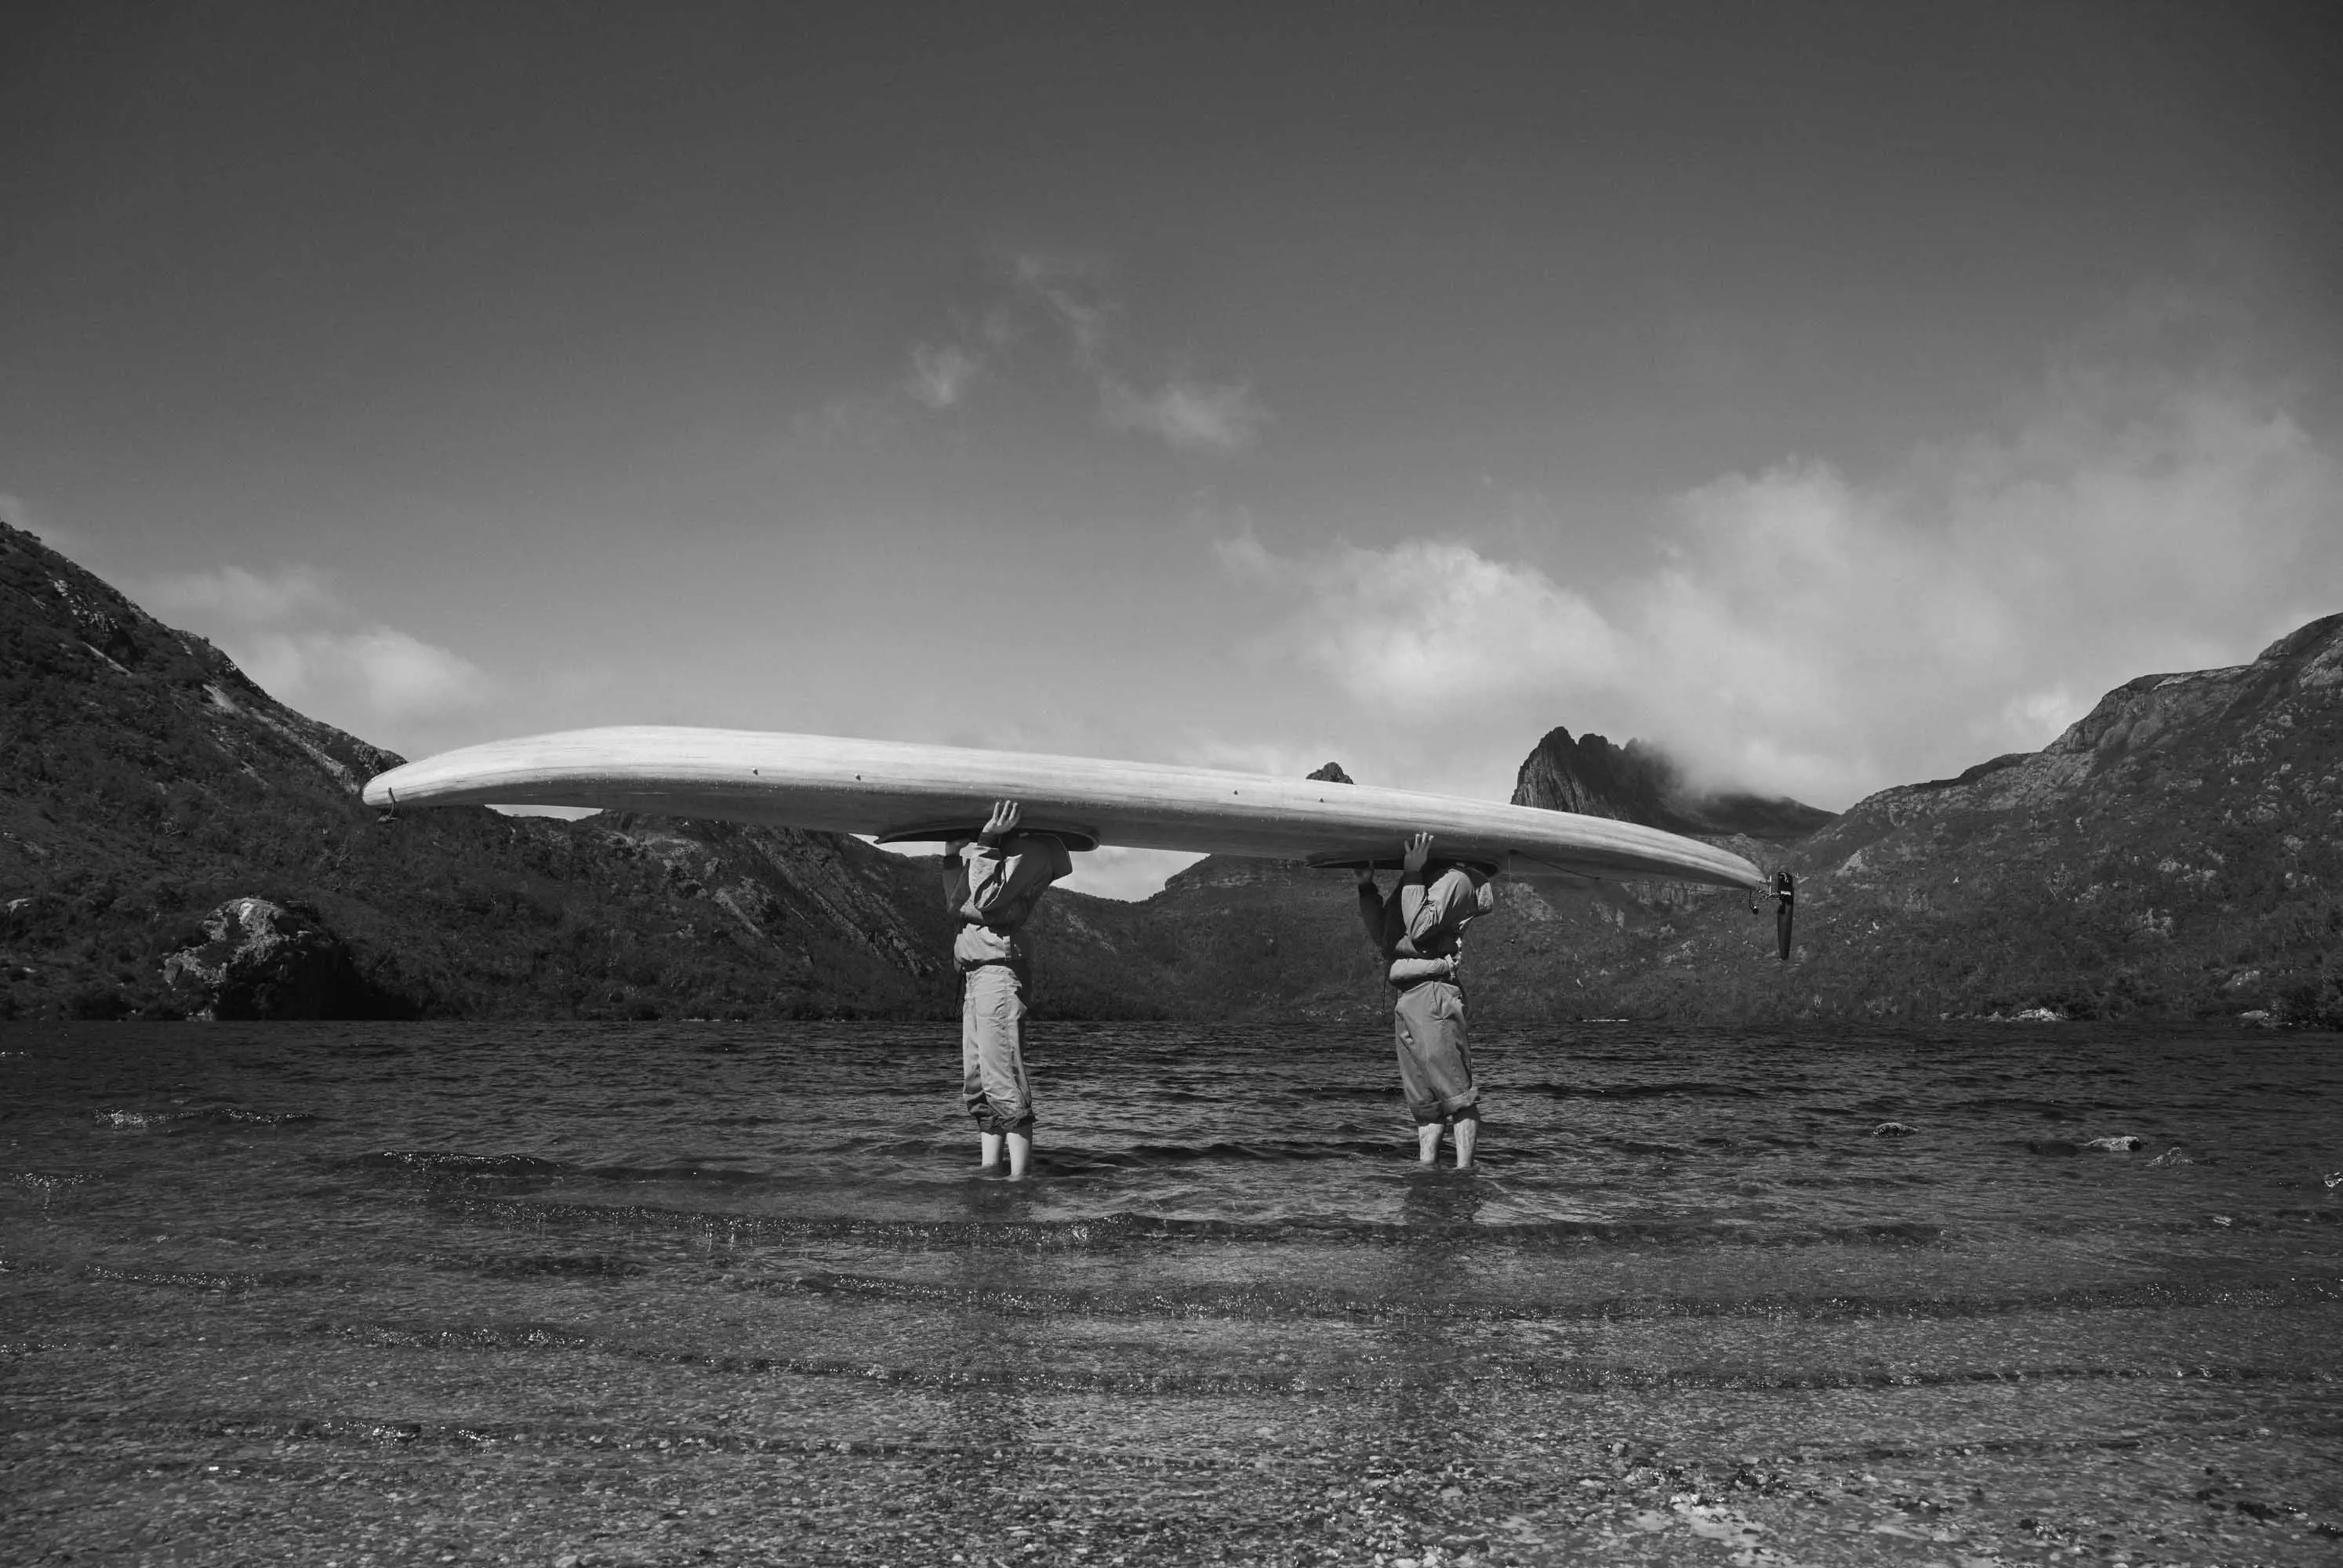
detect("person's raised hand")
[1402,831,1434,877]
[1354,863,1377,888]
[979,800,1021,846]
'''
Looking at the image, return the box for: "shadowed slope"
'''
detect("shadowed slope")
[0,518,1170,1021]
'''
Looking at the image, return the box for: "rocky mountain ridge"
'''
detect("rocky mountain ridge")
[3,515,2335,1024]
[1509,727,1836,842]
[0,519,1163,1022]
[1762,612,2343,1022]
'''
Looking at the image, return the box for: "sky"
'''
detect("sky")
[5,2,2340,898]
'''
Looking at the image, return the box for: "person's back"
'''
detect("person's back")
[943,801,1071,1178]
[1357,833,1495,1167]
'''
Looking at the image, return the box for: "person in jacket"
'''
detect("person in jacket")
[943,800,1073,1179]
[1357,830,1498,1168]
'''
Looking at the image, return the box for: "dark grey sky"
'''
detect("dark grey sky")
[6,2,2339,894]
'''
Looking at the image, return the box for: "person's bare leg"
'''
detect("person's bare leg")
[1452,1114,1479,1170]
[1005,1131,1032,1180]
[979,1131,1003,1171]
[1416,1123,1442,1164]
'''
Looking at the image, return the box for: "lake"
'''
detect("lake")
[3,1019,2339,1565]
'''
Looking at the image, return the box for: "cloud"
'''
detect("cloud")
[903,309,1015,410]
[1008,249,1115,361]
[1222,361,2343,807]
[1101,376,1268,453]
[906,343,981,409]
[888,248,1270,453]
[335,627,489,718]
[140,564,490,732]
[1217,532,1619,715]
[789,391,904,447]
[146,563,339,622]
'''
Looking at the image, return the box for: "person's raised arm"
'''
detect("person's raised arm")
[1400,831,1433,883]
[942,834,971,909]
[1397,832,1442,931]
[1400,835,1487,949]
[1356,863,1386,943]
[964,800,1073,922]
[959,800,1019,914]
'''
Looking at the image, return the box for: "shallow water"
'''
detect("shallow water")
[3,1019,2339,1566]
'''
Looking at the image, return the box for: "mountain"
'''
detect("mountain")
[1510,728,1835,841]
[1112,739,1829,1024]
[5,514,2336,1025]
[1748,615,2343,1024]
[0,519,1173,1022]
[1117,627,2343,1026]
[1409,615,2343,1025]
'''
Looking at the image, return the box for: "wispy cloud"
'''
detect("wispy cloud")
[143,562,339,622]
[1221,357,2343,807]
[143,564,491,732]
[906,343,981,409]
[885,247,1270,452]
[1101,375,1269,453]
[901,307,1014,411]
[1008,249,1115,361]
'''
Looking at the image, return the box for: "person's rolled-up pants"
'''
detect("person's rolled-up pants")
[961,962,1036,1134]
[1393,978,1479,1124]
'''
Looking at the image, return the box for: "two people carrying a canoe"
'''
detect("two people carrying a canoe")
[945,804,1494,1176]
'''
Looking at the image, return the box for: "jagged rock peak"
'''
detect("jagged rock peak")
[1306,762,1354,784]
[1511,728,1673,821]
[1510,726,1835,844]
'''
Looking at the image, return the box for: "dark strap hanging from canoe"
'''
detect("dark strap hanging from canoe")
[1772,869,1796,962]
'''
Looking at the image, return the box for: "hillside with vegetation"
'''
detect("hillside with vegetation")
[1134,617,2342,1028]
[0,520,1171,1022]
[3,517,2335,1025]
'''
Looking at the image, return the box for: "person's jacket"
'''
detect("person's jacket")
[1358,864,1496,988]
[944,833,1073,970]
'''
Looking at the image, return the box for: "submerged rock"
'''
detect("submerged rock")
[162,897,391,1020]
[1870,1122,1916,1138]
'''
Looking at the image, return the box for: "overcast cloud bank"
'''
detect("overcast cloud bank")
[1223,362,2342,808]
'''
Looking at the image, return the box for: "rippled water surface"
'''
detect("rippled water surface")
[4,1019,2340,1566]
